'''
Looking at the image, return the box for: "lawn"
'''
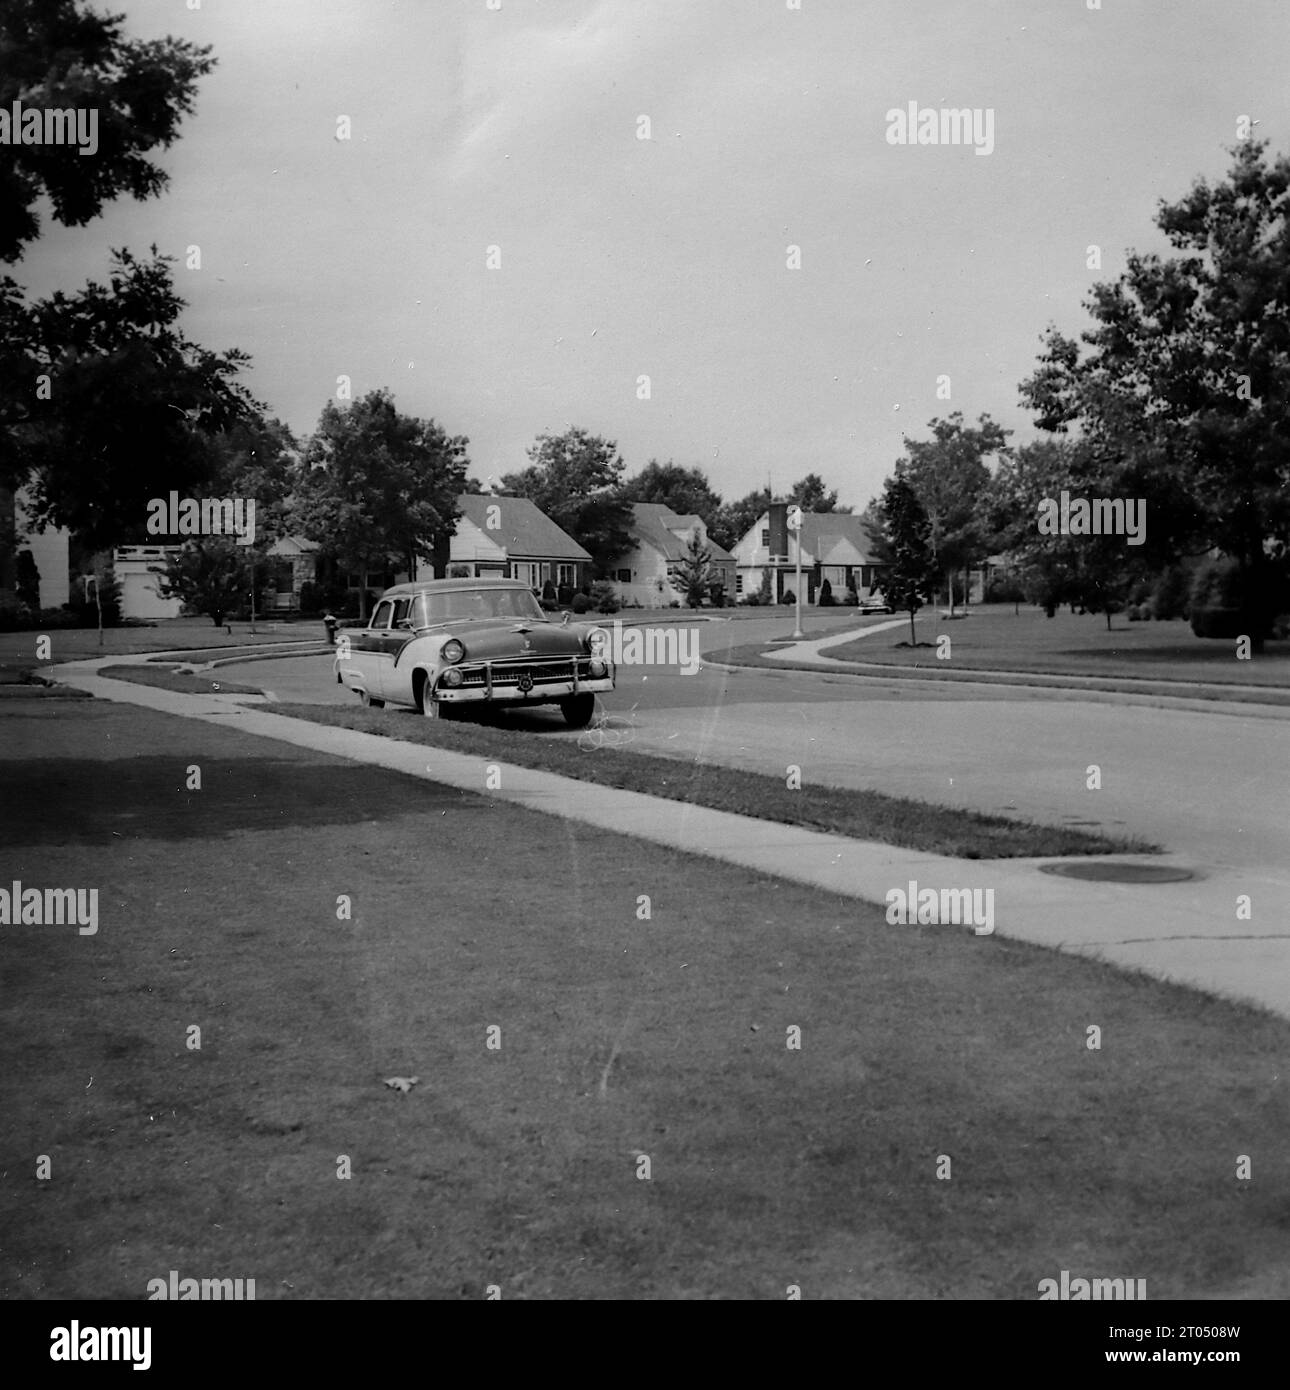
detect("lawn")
[2,699,1287,1299]
[738,605,1290,690]
[267,700,1157,860]
[96,664,266,697]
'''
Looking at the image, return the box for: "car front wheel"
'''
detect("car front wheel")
[419,678,440,719]
[560,693,596,729]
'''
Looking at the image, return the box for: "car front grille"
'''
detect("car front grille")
[457,657,593,688]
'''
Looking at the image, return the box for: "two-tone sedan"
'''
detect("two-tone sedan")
[333,578,614,727]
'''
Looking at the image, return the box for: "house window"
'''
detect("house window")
[761,528,770,547]
[735,574,744,594]
[616,569,632,584]
[557,564,576,587]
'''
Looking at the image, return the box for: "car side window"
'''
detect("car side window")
[391,598,411,628]
[370,599,394,630]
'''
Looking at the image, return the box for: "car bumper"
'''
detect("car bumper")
[435,677,615,705]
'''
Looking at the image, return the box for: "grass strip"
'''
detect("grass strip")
[272,700,1160,860]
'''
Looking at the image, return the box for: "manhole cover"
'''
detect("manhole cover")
[1039,861,1194,884]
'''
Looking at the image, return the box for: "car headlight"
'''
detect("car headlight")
[441,639,465,664]
[440,666,463,687]
[585,627,609,656]
[587,657,608,678]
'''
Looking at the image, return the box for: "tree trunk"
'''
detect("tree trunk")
[947,569,956,617]
[1105,607,1112,631]
[359,567,369,621]
[908,608,917,645]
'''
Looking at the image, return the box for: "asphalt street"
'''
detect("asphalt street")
[218,627,1289,885]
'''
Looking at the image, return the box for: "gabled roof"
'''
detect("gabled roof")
[743,510,884,564]
[456,494,590,561]
[629,503,735,562]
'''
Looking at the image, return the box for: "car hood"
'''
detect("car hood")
[427,617,588,661]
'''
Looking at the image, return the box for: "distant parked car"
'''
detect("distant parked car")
[333,578,614,727]
[858,593,894,614]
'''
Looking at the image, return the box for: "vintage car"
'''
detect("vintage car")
[858,592,895,614]
[333,578,614,726]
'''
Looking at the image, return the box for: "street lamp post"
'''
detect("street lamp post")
[789,505,804,639]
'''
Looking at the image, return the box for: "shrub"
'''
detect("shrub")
[708,583,726,608]
[571,593,592,614]
[16,551,40,610]
[557,584,574,606]
[447,563,472,579]
[842,587,858,607]
[983,574,1026,604]
[781,588,796,606]
[818,578,835,607]
[1190,556,1244,611]
[1150,564,1191,621]
[742,594,761,607]
[1126,605,1144,622]
[590,580,619,614]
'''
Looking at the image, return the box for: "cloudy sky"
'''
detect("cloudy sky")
[17,0,1290,509]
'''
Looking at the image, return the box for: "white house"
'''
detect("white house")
[607,503,736,607]
[732,504,887,603]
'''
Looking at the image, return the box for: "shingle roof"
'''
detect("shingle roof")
[456,494,590,561]
[630,503,735,562]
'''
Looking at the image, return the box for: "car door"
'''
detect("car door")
[380,596,417,705]
[356,597,396,698]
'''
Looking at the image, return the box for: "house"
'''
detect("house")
[0,486,70,610]
[607,503,736,607]
[430,494,592,592]
[114,545,183,619]
[732,503,886,603]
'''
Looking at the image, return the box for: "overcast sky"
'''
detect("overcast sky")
[16,0,1290,509]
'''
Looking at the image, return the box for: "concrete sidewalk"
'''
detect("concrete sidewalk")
[45,656,1290,1022]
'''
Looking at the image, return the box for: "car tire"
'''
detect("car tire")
[418,679,440,719]
[560,693,596,729]
[359,689,384,709]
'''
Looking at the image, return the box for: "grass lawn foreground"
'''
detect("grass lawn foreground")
[1,699,1287,1299]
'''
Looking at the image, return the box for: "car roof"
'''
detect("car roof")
[378,578,534,598]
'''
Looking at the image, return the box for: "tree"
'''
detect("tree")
[501,428,633,574]
[1019,140,1290,647]
[710,486,770,553]
[894,413,1010,615]
[620,459,722,528]
[3,247,261,547]
[292,390,469,619]
[154,538,249,627]
[858,497,894,566]
[984,438,1159,627]
[788,472,851,514]
[673,530,713,607]
[0,0,216,264]
[880,475,938,645]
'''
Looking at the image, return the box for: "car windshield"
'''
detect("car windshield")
[411,588,545,626]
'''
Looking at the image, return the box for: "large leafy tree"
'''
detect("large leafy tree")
[501,427,632,574]
[154,538,249,628]
[292,390,468,618]
[985,438,1152,626]
[4,247,261,547]
[620,459,722,529]
[788,472,851,514]
[1019,140,1290,644]
[894,413,1009,614]
[0,0,215,264]
[709,486,770,553]
[880,474,938,645]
